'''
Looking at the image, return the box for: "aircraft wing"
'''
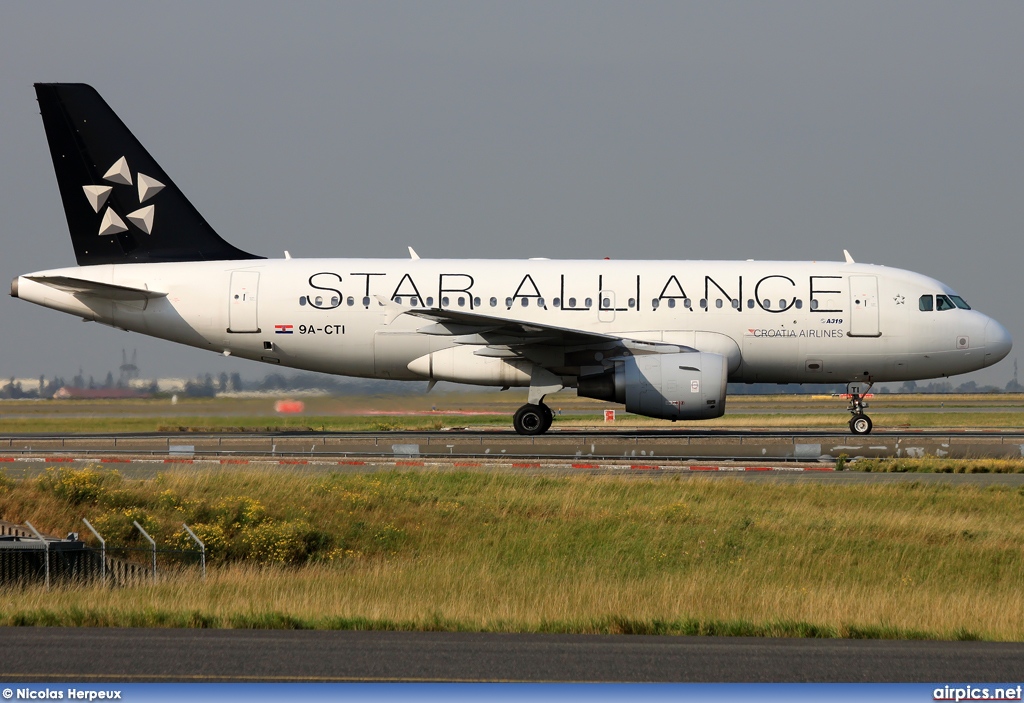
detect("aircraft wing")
[377,297,691,361]
[25,275,167,302]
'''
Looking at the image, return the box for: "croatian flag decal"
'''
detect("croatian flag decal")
[275,324,294,334]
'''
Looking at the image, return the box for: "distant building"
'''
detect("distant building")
[52,387,151,400]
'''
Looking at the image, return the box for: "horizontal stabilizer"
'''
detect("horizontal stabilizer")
[24,275,166,302]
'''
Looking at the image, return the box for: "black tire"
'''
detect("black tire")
[539,404,554,433]
[513,404,548,435]
[849,414,873,435]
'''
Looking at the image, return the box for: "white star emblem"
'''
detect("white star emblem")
[84,157,163,237]
[894,295,905,305]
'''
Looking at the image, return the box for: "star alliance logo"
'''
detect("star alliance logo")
[82,156,165,237]
[894,294,905,305]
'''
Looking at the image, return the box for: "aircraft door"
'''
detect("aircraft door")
[848,275,880,337]
[228,271,260,333]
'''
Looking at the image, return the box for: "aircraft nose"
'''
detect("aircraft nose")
[983,318,1012,367]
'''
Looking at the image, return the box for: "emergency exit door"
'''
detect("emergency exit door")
[848,275,880,337]
[228,271,260,333]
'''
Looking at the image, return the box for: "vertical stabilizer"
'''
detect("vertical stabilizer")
[35,83,262,265]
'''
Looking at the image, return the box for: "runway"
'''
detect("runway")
[1,428,1023,464]
[4,430,1024,483]
[2,628,1023,682]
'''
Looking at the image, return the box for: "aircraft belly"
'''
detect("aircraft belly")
[374,331,432,379]
[740,335,800,381]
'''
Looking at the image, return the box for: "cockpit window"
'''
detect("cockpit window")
[919,295,933,311]
[936,294,956,311]
[950,295,971,310]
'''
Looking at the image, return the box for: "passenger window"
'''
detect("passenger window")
[473,297,481,307]
[458,297,465,307]
[441,296,449,306]
[602,297,611,308]
[553,298,561,308]
[490,297,498,307]
[426,297,434,306]
[762,299,770,309]
[568,298,576,307]
[810,299,819,310]
[652,299,660,309]
[538,298,545,307]
[628,298,636,308]
[715,299,723,309]
[331,296,340,306]
[411,297,419,306]
[667,299,676,309]
[795,300,803,309]
[521,298,529,307]
[314,296,323,306]
[936,295,955,311]
[950,295,971,310]
[346,297,354,306]
[395,296,403,305]
[684,298,691,309]
[732,299,739,309]
[299,296,307,306]
[779,299,787,309]
[506,297,513,307]
[362,296,370,306]
[747,299,754,309]
[584,298,593,308]
[700,299,707,309]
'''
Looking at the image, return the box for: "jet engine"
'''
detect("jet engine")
[576,351,727,421]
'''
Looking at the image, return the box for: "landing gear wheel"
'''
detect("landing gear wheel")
[513,404,549,435]
[540,404,553,433]
[845,381,874,436]
[849,414,872,435]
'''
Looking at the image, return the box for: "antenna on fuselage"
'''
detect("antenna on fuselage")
[408,247,420,260]
[843,250,855,264]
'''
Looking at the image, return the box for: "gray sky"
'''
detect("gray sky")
[1,1,1021,386]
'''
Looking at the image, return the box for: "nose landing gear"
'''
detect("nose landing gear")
[846,382,873,435]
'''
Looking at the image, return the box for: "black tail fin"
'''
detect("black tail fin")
[35,83,262,265]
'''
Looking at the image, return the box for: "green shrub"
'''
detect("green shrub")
[36,466,121,505]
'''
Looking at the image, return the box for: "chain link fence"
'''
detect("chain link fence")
[0,519,204,587]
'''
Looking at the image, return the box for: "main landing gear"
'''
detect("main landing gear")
[846,381,873,435]
[513,368,562,436]
[513,403,553,435]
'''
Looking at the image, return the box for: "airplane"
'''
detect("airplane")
[11,84,1013,436]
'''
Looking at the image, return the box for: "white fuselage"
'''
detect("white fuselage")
[14,257,1012,387]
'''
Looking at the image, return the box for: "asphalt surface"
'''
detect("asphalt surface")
[3,428,1024,463]
[1,628,1023,682]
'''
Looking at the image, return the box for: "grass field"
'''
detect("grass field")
[2,466,1023,639]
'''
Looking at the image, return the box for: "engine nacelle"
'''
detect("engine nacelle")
[577,352,727,421]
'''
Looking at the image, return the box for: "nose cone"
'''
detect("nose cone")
[983,318,1012,367]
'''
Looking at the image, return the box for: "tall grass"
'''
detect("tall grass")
[2,467,1023,639]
